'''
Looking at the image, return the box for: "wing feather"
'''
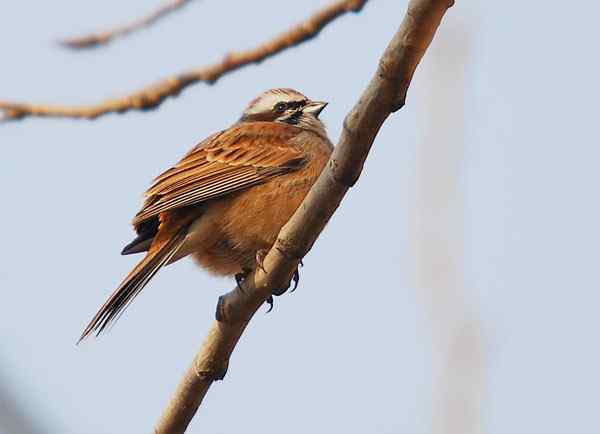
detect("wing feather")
[132,122,306,227]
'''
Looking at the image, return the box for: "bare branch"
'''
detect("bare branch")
[60,0,196,49]
[154,1,454,432]
[0,0,369,122]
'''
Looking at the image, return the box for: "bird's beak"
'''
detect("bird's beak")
[304,101,328,118]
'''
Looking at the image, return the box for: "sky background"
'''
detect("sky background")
[1,1,600,433]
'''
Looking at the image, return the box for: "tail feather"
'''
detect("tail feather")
[78,226,188,342]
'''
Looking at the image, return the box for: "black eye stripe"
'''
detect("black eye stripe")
[292,100,307,109]
[274,100,307,112]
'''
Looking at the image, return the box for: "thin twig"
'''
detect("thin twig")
[60,0,196,49]
[154,1,454,433]
[0,0,368,121]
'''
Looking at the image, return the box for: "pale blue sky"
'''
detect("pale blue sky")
[1,1,599,433]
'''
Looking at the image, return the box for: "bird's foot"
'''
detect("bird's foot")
[234,267,252,293]
[272,261,303,296]
[263,259,303,313]
[255,249,268,273]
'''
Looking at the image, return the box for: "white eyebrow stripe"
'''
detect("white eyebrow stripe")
[244,89,307,115]
[244,93,282,115]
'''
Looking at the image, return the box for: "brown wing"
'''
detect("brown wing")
[132,122,306,227]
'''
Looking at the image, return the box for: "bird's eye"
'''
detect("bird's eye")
[274,102,286,113]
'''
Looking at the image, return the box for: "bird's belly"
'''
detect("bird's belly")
[172,207,247,276]
[221,173,314,255]
[175,162,324,276]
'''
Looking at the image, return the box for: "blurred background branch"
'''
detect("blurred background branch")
[411,18,487,434]
[0,0,368,121]
[60,0,196,49]
[0,374,46,434]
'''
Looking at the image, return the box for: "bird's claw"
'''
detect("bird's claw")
[290,268,300,292]
[264,259,303,312]
[271,263,302,296]
[234,273,245,293]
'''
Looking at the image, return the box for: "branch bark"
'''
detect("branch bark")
[154,1,454,433]
[60,0,195,49]
[0,0,368,121]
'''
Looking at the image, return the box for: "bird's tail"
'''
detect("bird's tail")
[78,225,189,342]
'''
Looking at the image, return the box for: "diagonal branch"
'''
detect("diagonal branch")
[60,0,196,49]
[0,0,368,122]
[153,1,454,433]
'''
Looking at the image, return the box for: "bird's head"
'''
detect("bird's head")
[240,88,328,137]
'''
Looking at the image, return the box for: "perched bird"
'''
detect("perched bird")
[79,88,332,341]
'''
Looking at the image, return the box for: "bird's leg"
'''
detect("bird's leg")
[255,249,268,273]
[236,247,270,292]
[235,264,273,312]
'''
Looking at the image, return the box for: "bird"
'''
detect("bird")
[79,88,332,341]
